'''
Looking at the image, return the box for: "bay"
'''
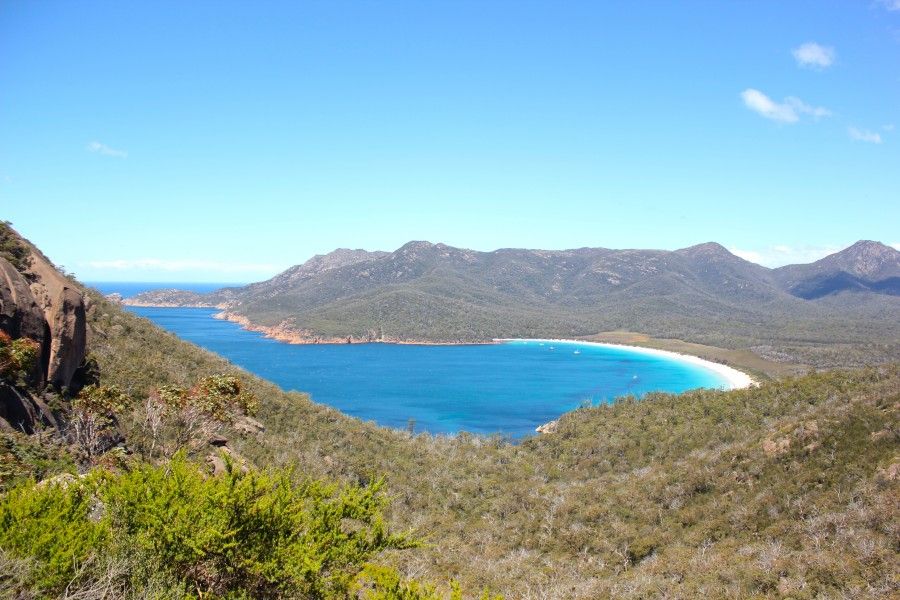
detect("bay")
[127,305,730,437]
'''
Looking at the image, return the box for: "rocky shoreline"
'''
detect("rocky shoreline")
[213,311,493,346]
[122,300,225,309]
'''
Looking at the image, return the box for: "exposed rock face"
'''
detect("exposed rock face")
[535,419,559,434]
[45,286,87,389]
[0,236,88,390]
[0,381,60,433]
[0,259,47,350]
[22,238,88,390]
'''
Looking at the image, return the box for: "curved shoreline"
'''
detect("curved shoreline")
[496,338,757,390]
[136,305,756,389]
[213,311,496,345]
[210,312,756,389]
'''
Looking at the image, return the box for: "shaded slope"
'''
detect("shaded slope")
[774,241,900,299]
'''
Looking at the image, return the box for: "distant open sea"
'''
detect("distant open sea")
[100,282,732,437]
[86,281,241,299]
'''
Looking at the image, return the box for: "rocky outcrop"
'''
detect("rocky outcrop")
[1,236,88,391]
[21,239,88,390]
[45,287,87,389]
[535,419,559,434]
[0,258,48,385]
[0,381,60,434]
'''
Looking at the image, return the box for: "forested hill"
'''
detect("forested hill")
[127,240,900,365]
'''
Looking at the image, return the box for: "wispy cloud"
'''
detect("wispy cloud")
[86,141,127,158]
[848,126,883,144]
[729,244,843,267]
[740,89,831,123]
[877,0,900,11]
[792,42,835,69]
[83,258,280,274]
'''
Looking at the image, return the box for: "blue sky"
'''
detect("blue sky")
[1,1,898,282]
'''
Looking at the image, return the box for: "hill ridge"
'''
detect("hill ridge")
[123,240,900,360]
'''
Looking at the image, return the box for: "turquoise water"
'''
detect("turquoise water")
[127,306,729,437]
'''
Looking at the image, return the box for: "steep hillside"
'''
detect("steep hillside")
[96,285,900,598]
[1,223,89,434]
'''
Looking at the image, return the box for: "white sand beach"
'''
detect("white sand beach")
[496,338,756,390]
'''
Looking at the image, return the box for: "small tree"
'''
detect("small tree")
[70,385,131,463]
[141,374,257,461]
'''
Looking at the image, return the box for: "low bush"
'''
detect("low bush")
[0,474,109,593]
[0,456,424,598]
[0,332,39,387]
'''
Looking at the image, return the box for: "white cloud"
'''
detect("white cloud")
[86,141,127,158]
[883,124,895,131]
[848,127,883,144]
[740,89,831,123]
[729,248,765,264]
[728,244,843,267]
[877,0,900,11]
[792,42,835,69]
[83,258,280,274]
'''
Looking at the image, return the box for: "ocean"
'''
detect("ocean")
[86,281,241,299]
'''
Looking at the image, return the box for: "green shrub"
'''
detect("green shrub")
[356,565,502,600]
[0,332,39,386]
[0,432,76,492]
[99,455,415,597]
[0,475,109,594]
[0,457,424,598]
[0,221,30,273]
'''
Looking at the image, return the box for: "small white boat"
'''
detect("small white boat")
[573,350,581,355]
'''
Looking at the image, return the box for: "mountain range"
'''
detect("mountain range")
[125,240,900,360]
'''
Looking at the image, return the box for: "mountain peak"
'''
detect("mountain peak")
[675,242,738,261]
[841,240,896,255]
[772,240,900,299]
[818,240,899,278]
[397,240,438,252]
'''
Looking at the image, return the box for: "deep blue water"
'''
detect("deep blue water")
[126,306,730,438]
[87,281,240,299]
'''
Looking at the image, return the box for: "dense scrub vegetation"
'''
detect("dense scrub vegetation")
[0,365,477,598]
[0,221,31,273]
[76,291,900,598]
[0,457,433,598]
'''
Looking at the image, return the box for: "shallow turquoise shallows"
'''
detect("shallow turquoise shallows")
[128,307,730,437]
